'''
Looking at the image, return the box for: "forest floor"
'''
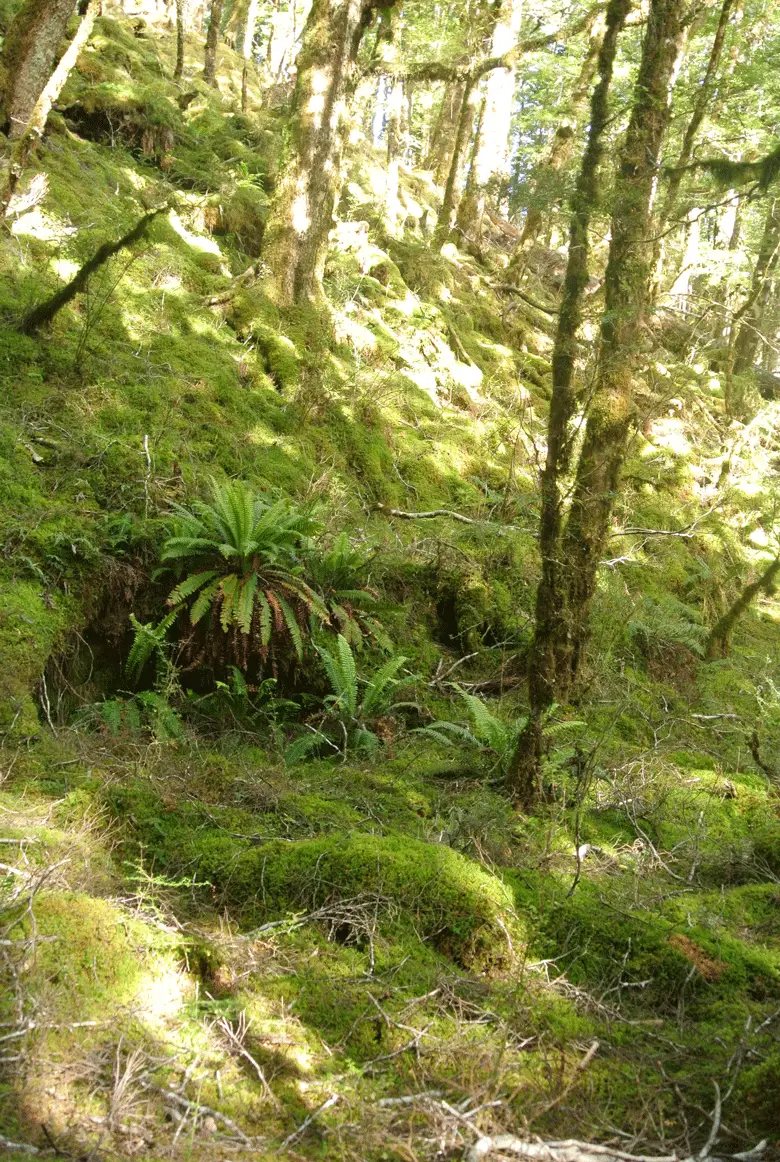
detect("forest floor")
[1,11,780,1162]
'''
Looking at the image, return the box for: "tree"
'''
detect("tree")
[174,0,186,81]
[508,0,692,805]
[454,0,524,246]
[261,0,398,305]
[203,0,225,86]
[0,0,78,139]
[651,0,738,295]
[509,7,606,271]
[505,0,632,804]
[241,0,260,112]
[0,0,98,218]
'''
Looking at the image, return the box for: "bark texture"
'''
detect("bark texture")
[0,0,77,139]
[506,0,631,804]
[556,0,689,693]
[203,0,225,86]
[262,0,396,305]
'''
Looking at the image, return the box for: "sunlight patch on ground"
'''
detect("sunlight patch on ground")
[168,210,223,257]
[12,208,77,243]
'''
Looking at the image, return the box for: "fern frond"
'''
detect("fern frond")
[361,654,408,717]
[276,593,304,660]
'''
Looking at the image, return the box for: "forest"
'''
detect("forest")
[1,0,780,1157]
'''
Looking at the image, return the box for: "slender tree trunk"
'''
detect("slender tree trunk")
[1,0,97,218]
[556,0,690,695]
[0,0,77,139]
[509,13,605,274]
[433,78,477,248]
[262,0,396,305]
[652,0,736,294]
[425,81,466,186]
[706,557,780,659]
[731,198,780,375]
[385,75,406,234]
[454,0,523,244]
[506,0,631,805]
[203,0,225,86]
[241,0,260,111]
[174,0,186,80]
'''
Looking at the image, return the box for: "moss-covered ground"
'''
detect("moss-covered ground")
[1,6,780,1160]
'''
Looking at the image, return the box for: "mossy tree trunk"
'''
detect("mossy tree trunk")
[203,0,225,86]
[506,0,631,806]
[262,0,397,305]
[174,0,186,79]
[0,0,77,139]
[554,0,689,695]
[706,556,780,659]
[1,0,97,218]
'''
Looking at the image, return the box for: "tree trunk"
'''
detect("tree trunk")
[652,0,736,295]
[1,0,97,218]
[425,81,466,187]
[241,0,260,111]
[509,12,605,274]
[453,0,523,244]
[706,557,780,659]
[731,198,780,375]
[0,0,77,139]
[433,78,477,248]
[506,0,631,806]
[262,0,396,305]
[203,0,225,86]
[556,0,689,696]
[174,0,186,79]
[385,75,406,234]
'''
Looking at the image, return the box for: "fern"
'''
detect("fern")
[126,611,177,683]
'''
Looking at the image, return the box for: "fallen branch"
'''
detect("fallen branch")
[280,1093,339,1148]
[465,1137,768,1162]
[376,504,533,535]
[491,283,560,315]
[21,206,169,334]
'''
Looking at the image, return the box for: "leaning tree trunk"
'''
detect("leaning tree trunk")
[505,0,631,806]
[174,0,186,80]
[1,0,97,218]
[706,556,780,659]
[557,0,690,695]
[262,0,396,305]
[241,0,260,111]
[203,0,225,86]
[0,0,77,139]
